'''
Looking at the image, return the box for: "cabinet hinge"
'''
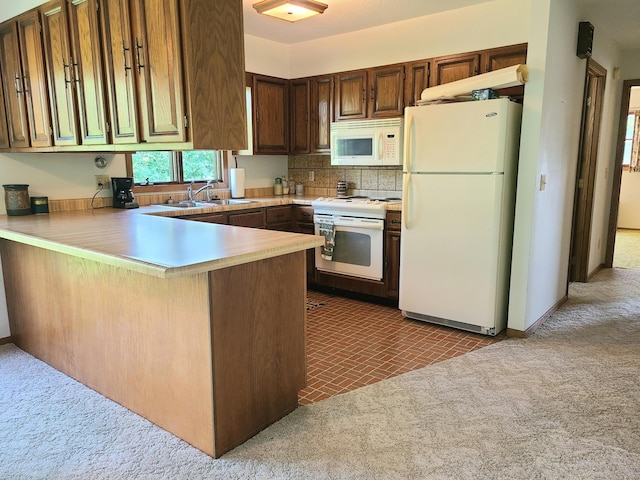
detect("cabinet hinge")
[106,121,110,134]
[96,0,100,12]
[578,178,584,189]
[184,115,189,129]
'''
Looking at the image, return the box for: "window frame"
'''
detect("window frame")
[125,151,229,194]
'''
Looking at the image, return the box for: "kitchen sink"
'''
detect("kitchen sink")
[153,199,256,208]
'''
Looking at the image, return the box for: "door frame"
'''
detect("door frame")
[605,79,640,266]
[568,58,607,283]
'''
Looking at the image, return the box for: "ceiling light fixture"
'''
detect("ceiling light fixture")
[253,0,328,23]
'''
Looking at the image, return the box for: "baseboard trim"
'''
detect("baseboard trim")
[587,263,604,280]
[506,295,568,338]
[0,336,13,345]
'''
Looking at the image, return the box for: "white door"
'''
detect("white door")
[399,173,507,328]
[404,99,511,174]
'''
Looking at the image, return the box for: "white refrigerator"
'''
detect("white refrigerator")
[399,98,522,335]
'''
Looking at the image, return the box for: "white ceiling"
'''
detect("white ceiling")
[243,0,640,50]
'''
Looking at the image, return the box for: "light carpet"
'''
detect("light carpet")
[1,268,639,479]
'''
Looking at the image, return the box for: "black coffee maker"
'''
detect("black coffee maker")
[111,177,139,209]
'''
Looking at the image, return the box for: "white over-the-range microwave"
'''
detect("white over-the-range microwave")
[330,118,403,166]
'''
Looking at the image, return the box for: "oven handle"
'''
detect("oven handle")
[314,215,384,230]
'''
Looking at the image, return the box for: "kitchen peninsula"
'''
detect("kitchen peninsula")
[0,206,323,458]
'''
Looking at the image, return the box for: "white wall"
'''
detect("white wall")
[618,76,640,229]
[509,0,593,331]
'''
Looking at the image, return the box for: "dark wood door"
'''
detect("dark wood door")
[384,212,401,298]
[0,21,30,147]
[100,0,139,144]
[310,75,332,152]
[40,0,79,146]
[404,60,429,108]
[368,65,404,118]
[335,70,367,120]
[430,53,480,87]
[289,78,309,154]
[18,12,53,147]
[253,74,288,154]
[482,43,527,73]
[131,0,185,143]
[228,210,265,229]
[68,0,109,145]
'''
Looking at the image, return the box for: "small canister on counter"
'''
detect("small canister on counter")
[295,182,304,196]
[31,196,49,214]
[274,177,283,196]
[3,184,31,216]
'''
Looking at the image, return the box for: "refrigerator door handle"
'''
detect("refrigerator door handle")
[402,172,412,229]
[403,114,414,229]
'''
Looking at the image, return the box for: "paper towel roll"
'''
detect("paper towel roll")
[230,168,245,198]
[419,64,528,103]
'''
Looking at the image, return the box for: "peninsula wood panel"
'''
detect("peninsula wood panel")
[0,240,215,456]
[210,251,306,457]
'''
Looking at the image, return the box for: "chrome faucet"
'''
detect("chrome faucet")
[188,180,220,202]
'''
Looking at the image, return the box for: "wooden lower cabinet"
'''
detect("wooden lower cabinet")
[384,211,402,299]
[178,212,227,224]
[266,205,293,231]
[228,210,265,228]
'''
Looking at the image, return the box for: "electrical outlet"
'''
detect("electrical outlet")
[95,175,110,190]
[309,170,314,182]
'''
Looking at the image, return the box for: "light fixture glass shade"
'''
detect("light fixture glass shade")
[253,0,328,23]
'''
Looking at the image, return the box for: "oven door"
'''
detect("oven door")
[314,214,384,280]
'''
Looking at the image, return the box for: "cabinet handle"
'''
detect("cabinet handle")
[276,212,285,218]
[63,58,72,89]
[361,87,365,104]
[370,85,374,101]
[122,41,131,77]
[14,73,22,97]
[135,38,144,73]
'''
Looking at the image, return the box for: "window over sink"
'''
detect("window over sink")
[127,150,225,187]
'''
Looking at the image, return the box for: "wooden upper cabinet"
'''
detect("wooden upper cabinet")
[40,0,79,146]
[0,21,30,147]
[252,74,288,154]
[130,0,185,143]
[68,0,109,145]
[430,52,480,87]
[17,12,53,148]
[0,80,9,148]
[482,43,527,73]
[310,75,333,153]
[405,60,429,108]
[289,78,309,154]
[100,0,139,144]
[368,64,404,118]
[335,70,367,120]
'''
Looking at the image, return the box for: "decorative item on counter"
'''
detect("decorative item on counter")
[274,177,283,196]
[471,88,499,100]
[30,196,49,214]
[3,184,31,216]
[230,168,245,198]
[282,176,290,195]
[296,182,304,196]
[337,180,347,197]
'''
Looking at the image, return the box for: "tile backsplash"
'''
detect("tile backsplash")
[287,155,402,198]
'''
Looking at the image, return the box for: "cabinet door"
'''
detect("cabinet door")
[0,78,9,148]
[100,0,139,144]
[131,0,185,143]
[430,53,480,87]
[18,12,53,147]
[289,78,309,154]
[68,0,109,145]
[482,43,527,73]
[228,210,265,229]
[368,65,404,118]
[384,229,401,298]
[253,75,288,154]
[335,70,367,120]
[310,75,332,152]
[0,22,30,147]
[41,0,79,146]
[405,60,429,108]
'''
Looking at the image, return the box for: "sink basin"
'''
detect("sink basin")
[153,199,256,208]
